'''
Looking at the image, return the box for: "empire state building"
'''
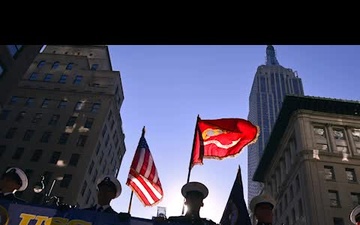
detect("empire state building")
[247,45,304,203]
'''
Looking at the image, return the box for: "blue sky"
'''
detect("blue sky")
[108,45,360,222]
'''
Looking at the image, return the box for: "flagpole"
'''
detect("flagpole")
[182,115,200,215]
[128,191,134,213]
[186,115,200,183]
[128,126,146,214]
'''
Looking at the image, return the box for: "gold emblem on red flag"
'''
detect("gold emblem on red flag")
[202,128,228,140]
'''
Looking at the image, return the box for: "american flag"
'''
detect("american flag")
[126,130,163,206]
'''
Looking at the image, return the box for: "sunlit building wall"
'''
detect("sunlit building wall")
[0,45,126,207]
[253,95,360,225]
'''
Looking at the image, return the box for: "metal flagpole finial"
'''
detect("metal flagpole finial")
[142,126,146,136]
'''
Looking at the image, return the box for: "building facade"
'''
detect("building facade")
[0,45,43,110]
[253,95,360,225]
[247,45,304,203]
[0,45,126,207]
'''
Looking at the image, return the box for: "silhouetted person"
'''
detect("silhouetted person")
[83,175,121,214]
[168,181,216,225]
[249,193,276,225]
[350,205,360,224]
[0,167,28,204]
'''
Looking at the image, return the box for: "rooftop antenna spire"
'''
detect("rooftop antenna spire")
[266,45,280,66]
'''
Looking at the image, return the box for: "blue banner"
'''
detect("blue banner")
[0,200,146,225]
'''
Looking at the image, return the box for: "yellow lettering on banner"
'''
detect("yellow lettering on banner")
[19,214,36,225]
[47,217,69,225]
[68,219,92,225]
[18,213,92,225]
[34,216,49,225]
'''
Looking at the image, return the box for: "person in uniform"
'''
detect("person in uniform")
[350,205,360,224]
[83,175,121,214]
[0,167,28,204]
[249,193,276,225]
[168,181,217,225]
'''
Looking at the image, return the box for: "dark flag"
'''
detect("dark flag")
[220,165,252,225]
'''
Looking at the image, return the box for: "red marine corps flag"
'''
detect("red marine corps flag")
[126,127,163,208]
[190,115,259,168]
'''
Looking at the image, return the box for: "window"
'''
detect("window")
[15,111,26,122]
[0,146,6,158]
[0,110,11,120]
[7,45,23,57]
[73,75,83,85]
[48,114,60,125]
[66,63,73,70]
[110,120,115,130]
[333,217,344,225]
[102,125,107,137]
[66,116,77,126]
[333,128,345,140]
[90,64,98,70]
[298,199,303,217]
[31,149,43,162]
[58,133,69,144]
[351,192,360,207]
[291,208,296,223]
[314,126,329,151]
[49,151,61,164]
[108,110,112,121]
[324,166,335,180]
[328,190,340,207]
[85,189,91,205]
[105,134,109,147]
[52,61,60,69]
[9,96,18,105]
[58,75,67,83]
[58,100,68,109]
[25,98,34,107]
[29,72,38,81]
[41,99,50,108]
[32,113,42,123]
[88,161,94,174]
[295,175,300,191]
[44,74,53,82]
[84,118,94,129]
[5,127,17,139]
[69,154,80,166]
[12,147,24,160]
[60,174,72,188]
[81,181,87,196]
[37,60,46,68]
[352,128,360,142]
[91,103,100,113]
[92,170,98,183]
[74,101,84,111]
[346,168,357,182]
[99,152,104,164]
[77,135,88,147]
[96,143,101,155]
[0,62,5,77]
[23,130,35,141]
[40,131,52,143]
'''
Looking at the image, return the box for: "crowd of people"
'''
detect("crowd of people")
[1,167,360,225]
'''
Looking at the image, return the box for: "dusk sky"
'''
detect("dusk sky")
[107,45,360,223]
